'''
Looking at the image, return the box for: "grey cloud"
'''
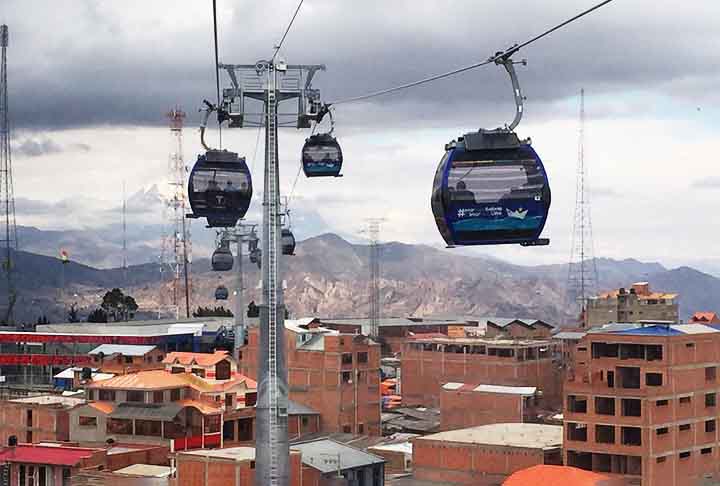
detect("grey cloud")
[591,186,619,198]
[13,138,62,157]
[691,177,720,189]
[2,0,719,130]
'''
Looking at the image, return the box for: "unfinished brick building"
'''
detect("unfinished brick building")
[564,323,720,486]
[241,319,382,435]
[440,383,538,431]
[401,336,561,408]
[0,395,85,445]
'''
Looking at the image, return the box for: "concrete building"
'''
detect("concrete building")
[412,423,562,485]
[242,319,382,435]
[401,335,560,408]
[564,322,720,486]
[439,383,538,431]
[0,395,85,445]
[0,317,233,388]
[585,282,679,328]
[88,344,165,375]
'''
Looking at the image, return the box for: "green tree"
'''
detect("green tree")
[100,288,138,321]
[193,306,233,317]
[87,308,108,323]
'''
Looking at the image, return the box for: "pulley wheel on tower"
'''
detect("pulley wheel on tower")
[302,133,343,178]
[430,131,551,247]
[188,150,252,228]
[281,228,296,256]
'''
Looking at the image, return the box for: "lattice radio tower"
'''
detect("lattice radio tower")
[160,108,192,319]
[363,218,385,338]
[567,89,599,322]
[0,25,18,326]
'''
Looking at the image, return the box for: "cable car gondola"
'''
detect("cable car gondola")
[215,285,229,301]
[188,149,252,228]
[281,228,296,256]
[302,133,343,177]
[430,56,551,247]
[211,240,234,271]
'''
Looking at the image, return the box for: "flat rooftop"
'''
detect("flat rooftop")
[178,446,255,462]
[9,395,86,409]
[416,423,562,450]
[409,336,552,346]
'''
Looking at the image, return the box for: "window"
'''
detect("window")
[88,390,96,401]
[567,395,588,414]
[679,396,691,405]
[621,427,642,446]
[618,367,641,389]
[358,423,365,434]
[567,423,588,442]
[342,425,351,433]
[679,451,691,459]
[225,395,233,408]
[171,367,184,374]
[679,424,691,432]
[341,371,352,384]
[357,352,368,364]
[646,373,662,386]
[706,420,716,433]
[79,416,97,427]
[595,425,615,444]
[192,368,206,378]
[706,393,717,407]
[127,390,145,402]
[153,391,164,403]
[656,427,668,435]
[124,356,133,364]
[686,342,695,348]
[702,448,712,455]
[656,456,666,464]
[170,389,181,401]
[706,367,717,382]
[656,399,668,406]
[99,390,116,401]
[595,397,615,416]
[301,416,309,427]
[341,353,353,365]
[621,399,641,417]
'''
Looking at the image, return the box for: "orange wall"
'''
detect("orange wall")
[440,390,525,431]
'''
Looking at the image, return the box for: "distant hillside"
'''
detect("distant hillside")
[2,233,718,326]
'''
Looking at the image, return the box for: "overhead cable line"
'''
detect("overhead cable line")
[272,0,305,61]
[212,0,223,148]
[330,0,615,105]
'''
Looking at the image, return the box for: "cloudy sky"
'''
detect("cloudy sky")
[2,0,719,269]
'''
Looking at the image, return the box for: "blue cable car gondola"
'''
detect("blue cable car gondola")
[188,149,252,228]
[215,285,229,301]
[302,133,343,178]
[430,55,551,247]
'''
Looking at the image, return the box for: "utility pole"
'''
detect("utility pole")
[217,59,325,486]
[0,25,18,326]
[567,89,599,326]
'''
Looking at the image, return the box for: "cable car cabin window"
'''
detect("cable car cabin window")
[191,169,251,209]
[433,145,550,246]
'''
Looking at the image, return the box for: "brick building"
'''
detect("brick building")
[0,395,85,445]
[412,423,562,485]
[401,336,560,408]
[242,319,382,435]
[163,350,239,380]
[439,383,538,431]
[585,282,679,328]
[88,344,166,375]
[564,322,720,486]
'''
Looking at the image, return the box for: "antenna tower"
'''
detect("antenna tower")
[363,218,385,338]
[160,109,192,318]
[122,181,128,287]
[0,25,18,325]
[567,89,599,324]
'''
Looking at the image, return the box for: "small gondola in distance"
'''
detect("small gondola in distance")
[188,149,252,228]
[211,242,234,272]
[215,285,229,301]
[281,228,296,256]
[430,132,551,247]
[302,133,343,178]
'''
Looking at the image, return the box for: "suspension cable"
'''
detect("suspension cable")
[330,0,615,105]
[272,0,305,61]
[212,0,222,148]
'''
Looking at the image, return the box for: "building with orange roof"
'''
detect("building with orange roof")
[163,350,239,379]
[690,312,720,324]
[70,368,257,449]
[585,282,679,328]
[503,465,624,486]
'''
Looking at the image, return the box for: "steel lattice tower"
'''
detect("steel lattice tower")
[0,25,18,326]
[160,109,192,318]
[567,89,599,324]
[364,218,385,338]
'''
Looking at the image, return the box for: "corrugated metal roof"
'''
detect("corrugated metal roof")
[441,382,464,390]
[288,400,320,416]
[9,395,86,409]
[610,324,718,336]
[179,447,255,461]
[291,439,385,474]
[553,331,587,340]
[474,384,537,395]
[0,444,101,466]
[89,345,157,356]
[416,423,562,450]
[114,464,173,478]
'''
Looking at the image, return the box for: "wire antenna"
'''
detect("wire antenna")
[567,89,599,326]
[330,0,615,105]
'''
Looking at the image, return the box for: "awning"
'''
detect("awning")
[109,403,184,421]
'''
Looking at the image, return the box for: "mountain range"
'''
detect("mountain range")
[2,231,719,327]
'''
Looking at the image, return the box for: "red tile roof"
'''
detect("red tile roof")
[0,444,101,467]
[503,465,622,486]
[162,351,231,367]
[88,369,191,390]
[691,312,720,323]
